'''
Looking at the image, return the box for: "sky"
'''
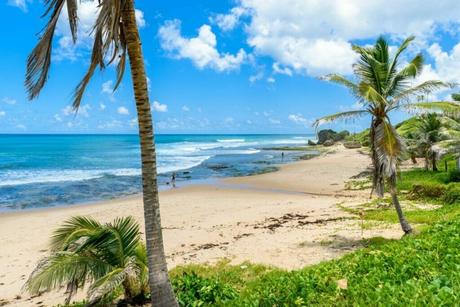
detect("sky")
[1,0,460,134]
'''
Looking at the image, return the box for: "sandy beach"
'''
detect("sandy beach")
[0,145,403,306]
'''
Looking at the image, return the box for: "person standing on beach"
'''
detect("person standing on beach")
[171,172,177,188]
[281,152,285,161]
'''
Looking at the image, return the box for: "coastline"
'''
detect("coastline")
[0,145,403,306]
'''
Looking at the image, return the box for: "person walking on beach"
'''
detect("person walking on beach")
[171,172,176,188]
[281,152,285,161]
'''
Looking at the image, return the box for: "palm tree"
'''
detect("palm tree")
[25,216,149,306]
[315,36,453,234]
[414,113,443,171]
[25,1,177,305]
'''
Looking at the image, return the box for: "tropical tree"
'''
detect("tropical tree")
[414,113,443,171]
[25,216,149,306]
[314,36,453,234]
[25,1,177,305]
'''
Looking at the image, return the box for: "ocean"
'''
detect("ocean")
[0,134,317,211]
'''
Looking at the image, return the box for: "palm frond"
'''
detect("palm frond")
[320,74,360,98]
[374,119,404,177]
[313,110,368,128]
[24,252,110,295]
[387,35,415,80]
[66,0,78,43]
[400,101,460,117]
[87,266,135,304]
[25,0,66,100]
[51,216,102,251]
[392,80,450,103]
[359,83,387,108]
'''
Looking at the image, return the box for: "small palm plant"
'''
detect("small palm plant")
[24,216,149,306]
[315,36,455,234]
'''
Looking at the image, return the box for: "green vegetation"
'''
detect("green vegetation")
[26,217,149,306]
[165,215,460,306]
[345,129,370,147]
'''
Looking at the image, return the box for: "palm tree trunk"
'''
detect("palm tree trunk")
[370,118,385,198]
[431,153,438,171]
[121,2,178,306]
[389,175,412,234]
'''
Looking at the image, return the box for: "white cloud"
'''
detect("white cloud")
[224,117,234,124]
[117,106,130,115]
[249,71,264,83]
[16,124,26,130]
[152,100,168,112]
[246,119,253,124]
[2,97,16,105]
[62,104,90,117]
[146,77,151,92]
[272,63,293,76]
[418,42,460,84]
[210,7,248,31]
[135,9,146,28]
[268,118,281,124]
[267,77,276,83]
[7,0,27,12]
[129,118,138,128]
[54,114,62,122]
[97,119,123,129]
[54,3,145,61]
[0,111,5,117]
[158,20,247,72]
[288,113,310,125]
[78,104,91,117]
[101,80,113,94]
[99,103,106,111]
[225,0,460,76]
[181,105,190,112]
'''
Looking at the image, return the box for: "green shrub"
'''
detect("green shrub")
[443,184,460,204]
[408,183,446,200]
[445,170,460,183]
[172,272,237,306]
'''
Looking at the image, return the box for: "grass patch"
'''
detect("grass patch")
[169,216,460,306]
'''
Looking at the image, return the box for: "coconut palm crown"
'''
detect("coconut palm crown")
[315,36,455,234]
[26,1,178,305]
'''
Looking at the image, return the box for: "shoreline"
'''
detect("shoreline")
[0,144,404,306]
[0,147,318,215]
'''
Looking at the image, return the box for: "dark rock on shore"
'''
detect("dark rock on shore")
[317,129,350,144]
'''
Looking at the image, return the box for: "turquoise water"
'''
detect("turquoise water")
[0,134,317,211]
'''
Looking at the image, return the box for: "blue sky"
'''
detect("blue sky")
[1,0,460,134]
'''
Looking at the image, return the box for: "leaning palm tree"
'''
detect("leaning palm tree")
[315,36,454,234]
[25,216,149,306]
[25,1,177,305]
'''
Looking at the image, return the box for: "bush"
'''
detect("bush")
[408,183,446,200]
[443,184,460,204]
[445,170,460,183]
[172,272,237,306]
